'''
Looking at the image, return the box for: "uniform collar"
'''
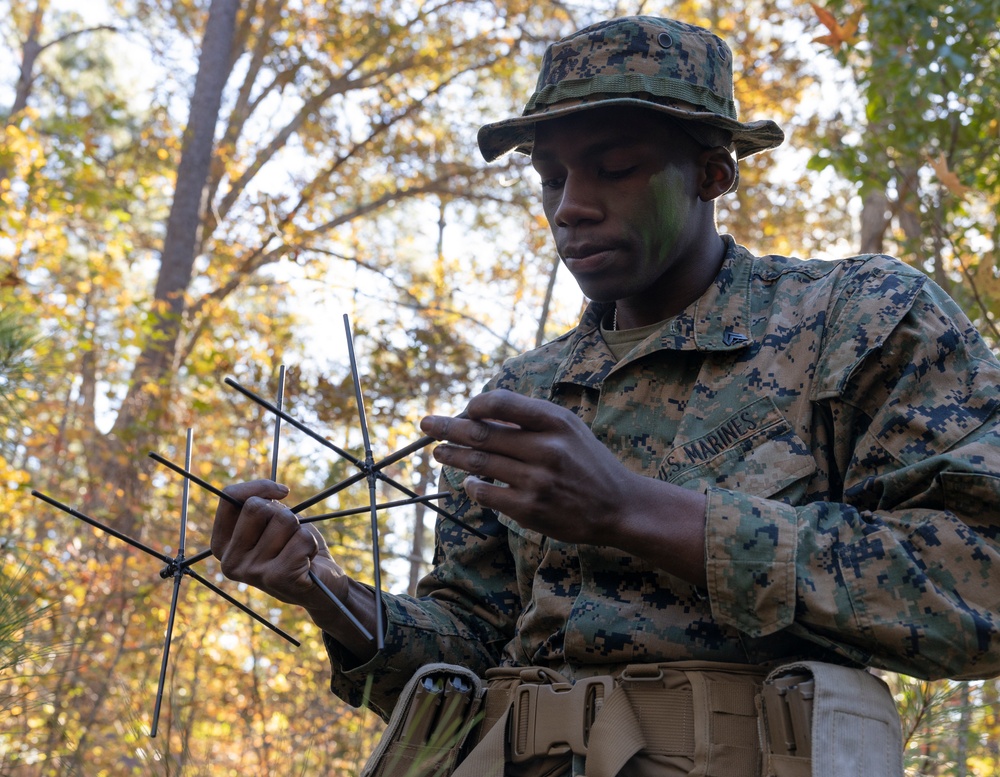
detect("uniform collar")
[553,235,754,389]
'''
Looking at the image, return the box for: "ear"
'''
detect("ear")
[697,148,737,201]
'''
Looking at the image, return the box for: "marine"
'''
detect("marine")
[211,15,1000,777]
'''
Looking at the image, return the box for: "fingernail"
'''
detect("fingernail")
[275,483,290,495]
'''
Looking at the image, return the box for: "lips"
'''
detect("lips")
[559,242,623,274]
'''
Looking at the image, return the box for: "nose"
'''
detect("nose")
[551,174,604,228]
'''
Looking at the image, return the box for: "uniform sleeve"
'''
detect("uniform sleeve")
[324,469,520,719]
[705,272,1000,680]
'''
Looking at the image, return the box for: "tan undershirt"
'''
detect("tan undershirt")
[601,310,671,362]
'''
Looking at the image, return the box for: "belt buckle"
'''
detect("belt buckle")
[509,675,614,763]
[762,672,815,759]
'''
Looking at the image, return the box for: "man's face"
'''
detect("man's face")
[531,107,706,313]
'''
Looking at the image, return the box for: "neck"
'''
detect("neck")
[615,233,727,330]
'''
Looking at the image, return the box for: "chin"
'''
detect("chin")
[571,278,619,304]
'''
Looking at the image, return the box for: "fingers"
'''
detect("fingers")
[467,389,573,432]
[211,479,289,560]
[461,474,533,516]
[223,495,299,565]
[422,390,567,438]
[419,390,577,491]
[420,390,573,464]
[211,481,334,604]
[430,439,536,487]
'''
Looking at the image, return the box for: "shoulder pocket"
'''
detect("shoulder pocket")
[659,396,816,499]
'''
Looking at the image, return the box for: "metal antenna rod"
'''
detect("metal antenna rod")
[268,365,361,642]
[168,488,445,566]
[151,428,194,737]
[222,377,482,536]
[181,567,299,645]
[31,491,173,564]
[31,487,299,645]
[270,365,285,482]
[148,452,233,507]
[179,429,192,561]
[300,493,449,525]
[225,377,359,466]
[343,314,383,650]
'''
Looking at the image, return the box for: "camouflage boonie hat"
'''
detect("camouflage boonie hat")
[478,16,784,163]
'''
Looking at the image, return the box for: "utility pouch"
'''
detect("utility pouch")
[759,661,903,777]
[362,663,484,777]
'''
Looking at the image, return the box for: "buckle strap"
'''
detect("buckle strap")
[586,662,766,777]
[453,667,580,777]
[509,675,614,762]
[456,661,766,777]
[584,666,697,777]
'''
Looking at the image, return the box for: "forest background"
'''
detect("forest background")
[1,0,998,774]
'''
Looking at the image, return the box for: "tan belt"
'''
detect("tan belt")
[455,661,767,777]
[372,660,903,777]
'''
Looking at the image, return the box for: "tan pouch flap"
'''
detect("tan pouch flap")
[761,661,903,777]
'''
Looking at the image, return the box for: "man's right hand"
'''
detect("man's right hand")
[211,479,379,661]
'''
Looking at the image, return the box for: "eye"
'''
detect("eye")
[533,165,564,190]
[600,166,637,181]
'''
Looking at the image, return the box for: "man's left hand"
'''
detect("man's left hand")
[420,389,709,586]
[421,389,641,545]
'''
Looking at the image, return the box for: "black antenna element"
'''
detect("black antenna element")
[268,363,374,645]
[270,364,285,482]
[29,489,300,648]
[343,315,384,650]
[221,379,484,537]
[31,430,302,739]
[31,316,470,738]
[151,428,192,737]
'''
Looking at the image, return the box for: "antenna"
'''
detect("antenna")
[31,315,467,737]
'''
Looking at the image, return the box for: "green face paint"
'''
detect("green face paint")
[642,166,690,265]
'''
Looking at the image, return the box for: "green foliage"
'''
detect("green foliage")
[0,555,54,698]
[0,305,39,441]
[807,0,1000,344]
[1,0,999,772]
[885,673,1000,776]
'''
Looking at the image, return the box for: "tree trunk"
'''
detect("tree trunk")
[534,253,561,348]
[119,0,240,421]
[5,2,117,121]
[101,0,240,528]
[407,448,434,597]
[859,190,889,255]
[7,1,46,122]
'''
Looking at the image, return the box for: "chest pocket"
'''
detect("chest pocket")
[496,512,545,545]
[658,396,816,499]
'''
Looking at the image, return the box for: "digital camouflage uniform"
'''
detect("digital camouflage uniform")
[326,237,1000,720]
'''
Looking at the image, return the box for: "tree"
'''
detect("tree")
[4,0,998,771]
[0,0,571,770]
[808,0,1000,344]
